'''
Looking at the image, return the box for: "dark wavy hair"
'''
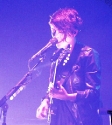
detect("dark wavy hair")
[49,8,83,35]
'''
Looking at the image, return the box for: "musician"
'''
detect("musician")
[36,8,103,125]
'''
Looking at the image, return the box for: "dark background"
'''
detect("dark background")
[0,0,112,125]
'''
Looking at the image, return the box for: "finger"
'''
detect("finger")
[58,84,63,90]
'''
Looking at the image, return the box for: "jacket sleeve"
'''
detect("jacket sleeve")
[76,48,101,102]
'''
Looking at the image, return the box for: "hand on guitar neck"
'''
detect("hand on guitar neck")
[48,80,77,101]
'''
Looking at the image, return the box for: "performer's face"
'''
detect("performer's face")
[49,23,66,43]
[49,23,76,49]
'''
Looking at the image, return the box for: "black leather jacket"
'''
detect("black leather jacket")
[49,41,102,125]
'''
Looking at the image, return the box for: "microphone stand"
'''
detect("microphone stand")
[0,103,8,125]
[0,54,45,125]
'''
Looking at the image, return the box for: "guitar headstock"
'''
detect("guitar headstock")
[58,44,71,65]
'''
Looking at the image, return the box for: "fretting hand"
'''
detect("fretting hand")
[48,83,77,101]
[49,84,68,100]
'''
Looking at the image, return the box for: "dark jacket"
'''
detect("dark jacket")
[49,41,102,125]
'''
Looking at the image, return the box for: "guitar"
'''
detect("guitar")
[47,44,71,123]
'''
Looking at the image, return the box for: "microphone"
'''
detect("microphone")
[29,38,58,61]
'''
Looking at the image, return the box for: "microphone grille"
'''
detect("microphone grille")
[49,37,58,44]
